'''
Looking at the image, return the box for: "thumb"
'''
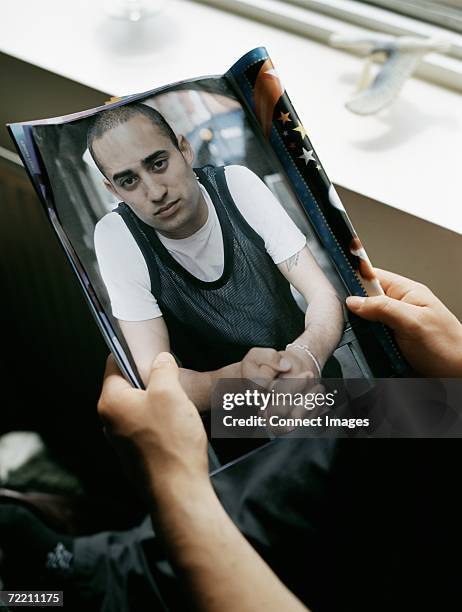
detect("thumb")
[152,352,177,368]
[147,352,181,393]
[346,294,417,331]
[278,356,293,371]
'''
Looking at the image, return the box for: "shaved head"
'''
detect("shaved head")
[87,103,179,176]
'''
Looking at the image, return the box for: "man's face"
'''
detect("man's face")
[93,114,202,238]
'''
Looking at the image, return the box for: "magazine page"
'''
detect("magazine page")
[226,47,407,376]
[8,51,412,464]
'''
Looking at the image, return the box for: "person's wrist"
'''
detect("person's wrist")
[142,446,209,491]
[149,467,214,514]
[210,361,241,381]
[285,344,322,376]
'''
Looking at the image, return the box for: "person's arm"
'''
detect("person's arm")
[346,268,462,377]
[118,317,239,410]
[152,475,307,612]
[119,318,290,410]
[98,354,309,612]
[276,245,344,376]
[224,166,343,377]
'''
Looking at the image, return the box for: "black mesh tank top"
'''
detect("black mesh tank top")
[114,166,306,371]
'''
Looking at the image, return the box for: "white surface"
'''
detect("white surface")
[2,0,462,234]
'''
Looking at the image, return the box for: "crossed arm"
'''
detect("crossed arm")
[119,245,343,408]
[119,316,241,410]
[276,246,343,376]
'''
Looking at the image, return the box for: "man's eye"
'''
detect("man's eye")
[121,176,137,188]
[152,159,168,171]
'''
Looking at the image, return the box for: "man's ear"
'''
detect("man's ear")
[177,135,195,165]
[103,178,119,198]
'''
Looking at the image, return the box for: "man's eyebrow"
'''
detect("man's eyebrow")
[141,150,168,167]
[113,169,134,183]
[112,150,167,183]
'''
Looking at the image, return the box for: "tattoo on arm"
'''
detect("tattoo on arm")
[285,251,300,272]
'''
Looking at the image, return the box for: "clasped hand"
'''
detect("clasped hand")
[238,347,323,434]
[239,346,319,388]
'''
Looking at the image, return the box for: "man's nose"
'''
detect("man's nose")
[144,175,167,202]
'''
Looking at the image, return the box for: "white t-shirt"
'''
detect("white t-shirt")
[94,165,306,321]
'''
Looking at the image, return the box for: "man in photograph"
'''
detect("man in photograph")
[89,102,344,410]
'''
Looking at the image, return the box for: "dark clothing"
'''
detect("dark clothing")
[73,437,337,612]
[114,166,305,372]
[72,438,462,612]
[73,517,169,612]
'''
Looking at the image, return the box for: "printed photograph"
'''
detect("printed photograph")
[32,78,383,422]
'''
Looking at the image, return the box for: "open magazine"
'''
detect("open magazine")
[8,47,410,461]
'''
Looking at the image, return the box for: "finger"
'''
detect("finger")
[98,355,140,423]
[278,368,316,382]
[269,370,314,395]
[101,354,134,399]
[257,349,290,372]
[373,268,427,301]
[251,356,293,374]
[249,364,280,389]
[147,352,184,397]
[277,357,292,372]
[346,294,418,330]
